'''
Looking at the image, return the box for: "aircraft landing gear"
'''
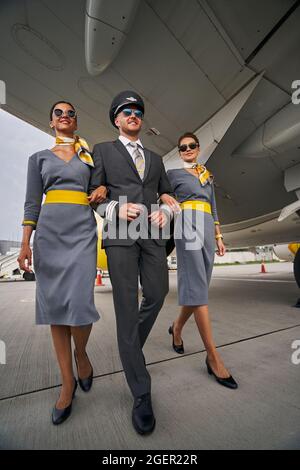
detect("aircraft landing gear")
[293,248,300,308]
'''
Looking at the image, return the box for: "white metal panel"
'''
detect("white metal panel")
[86,0,139,32]
[85,0,140,75]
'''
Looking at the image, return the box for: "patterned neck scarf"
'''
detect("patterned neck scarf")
[183,161,213,186]
[55,135,94,167]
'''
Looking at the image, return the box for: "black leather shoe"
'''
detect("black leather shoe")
[132,393,156,435]
[74,350,93,392]
[52,379,77,425]
[206,357,238,389]
[168,324,184,354]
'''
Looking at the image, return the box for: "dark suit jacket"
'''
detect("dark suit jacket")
[89,139,173,247]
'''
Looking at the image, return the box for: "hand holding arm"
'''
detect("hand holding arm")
[88,185,108,204]
[160,193,181,214]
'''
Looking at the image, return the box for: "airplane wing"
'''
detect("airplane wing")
[0,0,300,245]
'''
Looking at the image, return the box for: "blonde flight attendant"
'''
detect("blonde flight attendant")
[167,132,238,389]
[18,101,107,424]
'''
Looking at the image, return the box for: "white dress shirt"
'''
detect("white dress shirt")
[118,135,145,166]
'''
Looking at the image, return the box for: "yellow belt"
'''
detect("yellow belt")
[44,190,89,205]
[180,200,211,214]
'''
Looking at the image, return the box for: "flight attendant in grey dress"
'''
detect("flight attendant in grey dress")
[18,101,106,424]
[167,132,238,389]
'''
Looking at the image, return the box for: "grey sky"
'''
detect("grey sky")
[0,108,53,241]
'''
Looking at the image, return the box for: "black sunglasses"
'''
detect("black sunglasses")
[178,142,199,152]
[53,108,77,119]
[121,108,143,119]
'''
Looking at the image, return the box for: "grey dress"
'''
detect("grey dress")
[22,149,100,325]
[167,169,219,306]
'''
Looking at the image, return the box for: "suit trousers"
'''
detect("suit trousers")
[105,238,169,398]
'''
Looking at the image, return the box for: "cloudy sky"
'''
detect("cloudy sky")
[0,108,53,241]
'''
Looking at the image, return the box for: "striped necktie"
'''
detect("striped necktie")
[129,142,145,179]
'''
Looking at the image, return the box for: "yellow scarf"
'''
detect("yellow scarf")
[55,136,94,167]
[183,162,213,186]
[194,164,213,186]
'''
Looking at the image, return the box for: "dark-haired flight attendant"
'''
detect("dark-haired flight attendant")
[18,101,106,424]
[167,132,238,389]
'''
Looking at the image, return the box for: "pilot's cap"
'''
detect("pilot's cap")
[110,90,145,128]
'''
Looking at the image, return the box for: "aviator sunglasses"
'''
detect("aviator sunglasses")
[121,108,143,119]
[53,108,77,119]
[178,142,199,152]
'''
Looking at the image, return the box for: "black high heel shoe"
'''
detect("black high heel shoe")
[52,378,77,425]
[74,350,93,392]
[168,324,184,354]
[205,357,238,389]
